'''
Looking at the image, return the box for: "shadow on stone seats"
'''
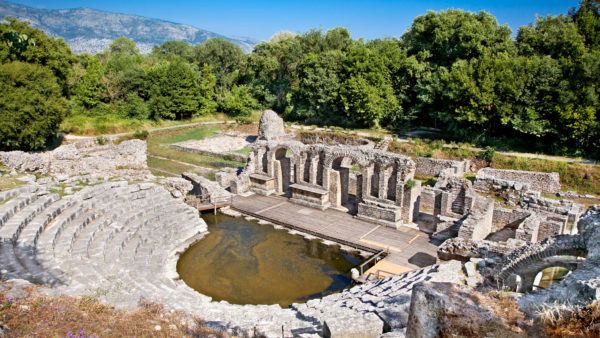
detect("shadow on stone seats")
[408,252,437,268]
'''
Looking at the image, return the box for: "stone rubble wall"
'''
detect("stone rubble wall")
[473,175,532,206]
[182,172,231,203]
[457,196,494,240]
[414,158,470,178]
[492,208,531,228]
[477,167,561,194]
[437,237,518,261]
[0,139,148,176]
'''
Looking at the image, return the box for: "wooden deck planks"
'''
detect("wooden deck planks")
[232,193,439,271]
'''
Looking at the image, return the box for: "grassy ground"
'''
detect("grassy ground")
[145,125,246,178]
[0,286,225,337]
[61,110,263,136]
[388,139,600,195]
[0,176,25,192]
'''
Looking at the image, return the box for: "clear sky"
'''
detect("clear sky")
[10,0,581,41]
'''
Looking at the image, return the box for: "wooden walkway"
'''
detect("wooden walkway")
[232,193,439,271]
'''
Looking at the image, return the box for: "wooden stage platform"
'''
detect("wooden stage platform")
[232,193,439,272]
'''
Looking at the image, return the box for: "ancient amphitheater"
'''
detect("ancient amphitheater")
[0,111,598,337]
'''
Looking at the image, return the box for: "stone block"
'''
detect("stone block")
[323,312,383,338]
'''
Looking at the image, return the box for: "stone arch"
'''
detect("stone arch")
[267,145,298,195]
[494,234,587,291]
[327,155,365,212]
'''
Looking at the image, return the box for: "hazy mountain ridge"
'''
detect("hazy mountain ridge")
[0,0,258,54]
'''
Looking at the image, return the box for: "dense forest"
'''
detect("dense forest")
[0,1,599,159]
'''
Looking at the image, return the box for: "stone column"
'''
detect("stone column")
[256,147,266,174]
[309,153,319,185]
[274,159,283,194]
[361,166,372,201]
[340,167,349,204]
[329,169,341,207]
[378,166,392,200]
[402,180,422,224]
[356,173,363,204]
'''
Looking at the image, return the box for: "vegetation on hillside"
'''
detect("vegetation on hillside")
[0,1,599,161]
[0,286,225,337]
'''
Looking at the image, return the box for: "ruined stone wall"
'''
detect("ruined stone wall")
[492,208,531,228]
[477,168,560,194]
[419,187,440,213]
[414,158,469,178]
[457,196,494,240]
[0,139,147,176]
[473,175,531,205]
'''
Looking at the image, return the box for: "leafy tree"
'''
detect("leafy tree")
[569,0,600,50]
[107,37,139,55]
[401,10,514,67]
[291,50,345,122]
[244,36,303,112]
[221,85,256,118]
[198,64,218,115]
[152,40,194,62]
[194,38,244,98]
[0,18,73,96]
[339,45,399,128]
[0,61,66,150]
[517,15,586,60]
[71,55,105,109]
[146,59,200,120]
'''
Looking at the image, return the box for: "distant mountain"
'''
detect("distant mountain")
[0,0,258,54]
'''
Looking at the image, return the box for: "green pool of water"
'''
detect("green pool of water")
[177,213,362,308]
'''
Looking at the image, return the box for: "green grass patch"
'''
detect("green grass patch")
[147,157,198,176]
[491,155,600,195]
[61,111,261,136]
[0,196,14,205]
[415,175,437,187]
[234,147,252,156]
[154,125,221,145]
[0,176,26,191]
[146,125,245,173]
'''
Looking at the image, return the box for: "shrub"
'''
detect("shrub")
[132,129,149,140]
[478,146,496,162]
[221,85,257,117]
[96,135,106,145]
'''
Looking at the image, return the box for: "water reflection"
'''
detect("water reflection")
[177,213,361,307]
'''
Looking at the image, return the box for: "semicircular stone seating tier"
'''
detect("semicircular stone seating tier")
[0,181,469,336]
[493,234,588,292]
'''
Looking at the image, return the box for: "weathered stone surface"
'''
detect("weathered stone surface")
[0,139,148,177]
[323,311,383,338]
[477,167,561,194]
[258,110,287,141]
[182,172,231,202]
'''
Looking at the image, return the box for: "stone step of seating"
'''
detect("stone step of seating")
[0,185,37,203]
[0,193,38,229]
[35,201,87,266]
[75,197,170,261]
[0,240,30,280]
[105,212,172,263]
[17,195,71,252]
[52,212,98,259]
[0,194,59,241]
[98,201,176,262]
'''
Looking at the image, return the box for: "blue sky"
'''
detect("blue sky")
[11,0,581,41]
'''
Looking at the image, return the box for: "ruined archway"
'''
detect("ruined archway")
[329,156,363,214]
[493,234,587,292]
[270,146,296,196]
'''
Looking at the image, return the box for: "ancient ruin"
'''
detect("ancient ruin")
[0,109,598,337]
